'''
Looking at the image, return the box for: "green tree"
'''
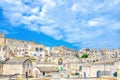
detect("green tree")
[81,54,88,58]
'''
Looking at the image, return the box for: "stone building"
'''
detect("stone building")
[0,33,51,61]
[0,33,5,46]
[0,61,3,75]
[33,55,59,78]
[29,44,50,58]
[1,33,120,79]
[3,58,33,77]
[51,46,77,55]
[32,67,59,78]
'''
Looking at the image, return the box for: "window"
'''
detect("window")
[75,73,79,76]
[35,48,38,51]
[27,62,29,67]
[58,58,63,65]
[79,66,82,71]
[40,54,42,56]
[34,54,37,56]
[40,48,43,52]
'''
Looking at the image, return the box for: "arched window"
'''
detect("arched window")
[40,48,43,52]
[58,58,63,65]
[35,48,38,52]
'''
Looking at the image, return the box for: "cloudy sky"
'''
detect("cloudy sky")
[0,0,120,50]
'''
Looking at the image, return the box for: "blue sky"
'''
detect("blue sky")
[0,0,120,50]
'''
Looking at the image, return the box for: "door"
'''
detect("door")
[97,71,100,78]
[84,72,86,78]
[43,72,45,76]
[26,72,28,78]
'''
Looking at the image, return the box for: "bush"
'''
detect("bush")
[81,54,88,58]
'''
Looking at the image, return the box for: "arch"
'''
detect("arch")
[58,58,63,65]
[97,71,100,78]
[23,59,33,76]
[32,67,41,78]
[113,72,117,77]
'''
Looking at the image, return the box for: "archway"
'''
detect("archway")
[32,67,41,78]
[113,72,117,77]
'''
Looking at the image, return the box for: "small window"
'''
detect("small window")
[3,48,5,50]
[75,73,79,76]
[40,54,42,56]
[34,54,37,56]
[79,66,82,71]
[40,48,43,52]
[35,48,39,51]
[93,60,95,62]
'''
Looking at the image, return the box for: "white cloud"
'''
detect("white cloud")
[110,23,120,30]
[40,26,63,40]
[88,20,99,27]
[72,3,79,12]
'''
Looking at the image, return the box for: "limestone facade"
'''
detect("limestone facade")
[2,58,33,77]
[0,33,120,79]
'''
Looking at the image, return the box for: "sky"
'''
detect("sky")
[0,0,120,50]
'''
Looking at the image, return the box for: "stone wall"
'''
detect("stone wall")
[3,64,23,75]
[0,38,5,46]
